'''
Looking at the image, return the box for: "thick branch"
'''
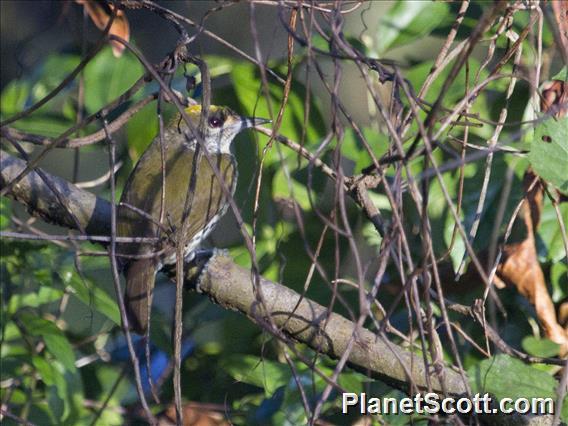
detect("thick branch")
[0,149,467,395]
[194,253,467,393]
[0,151,110,235]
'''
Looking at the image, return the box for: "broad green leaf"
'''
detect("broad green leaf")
[126,100,158,161]
[32,54,81,101]
[32,355,56,386]
[19,314,77,373]
[550,262,568,303]
[537,197,568,262]
[341,128,389,173]
[1,322,22,343]
[20,313,62,335]
[374,1,450,54]
[1,342,27,358]
[362,222,383,248]
[550,66,567,81]
[201,54,236,79]
[0,198,10,229]
[10,115,73,137]
[337,370,368,394]
[444,217,466,273]
[468,354,557,400]
[84,46,144,114]
[44,334,77,373]
[406,58,479,107]
[8,287,63,313]
[0,80,30,115]
[7,389,27,404]
[272,167,312,211]
[222,354,291,395]
[60,263,121,325]
[521,336,561,358]
[529,117,568,194]
[231,62,325,167]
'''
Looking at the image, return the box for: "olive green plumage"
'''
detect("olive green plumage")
[117,105,266,334]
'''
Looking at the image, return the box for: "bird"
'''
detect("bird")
[117,104,268,334]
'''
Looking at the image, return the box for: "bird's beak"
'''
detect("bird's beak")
[240,116,271,130]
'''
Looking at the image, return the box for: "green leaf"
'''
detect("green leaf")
[43,334,77,373]
[32,355,56,386]
[8,287,63,313]
[222,354,291,395]
[521,336,561,358]
[0,80,30,115]
[19,314,77,373]
[272,167,312,211]
[231,62,325,167]
[338,370,368,394]
[84,46,144,114]
[406,58,486,108]
[200,54,235,79]
[126,101,158,162]
[10,115,74,137]
[374,1,450,54]
[47,361,85,423]
[550,262,568,303]
[529,117,568,194]
[20,313,62,335]
[362,221,383,248]
[468,354,557,401]
[32,54,81,101]
[444,217,465,273]
[60,263,121,325]
[341,128,389,173]
[537,197,568,262]
[551,66,567,81]
[0,198,11,229]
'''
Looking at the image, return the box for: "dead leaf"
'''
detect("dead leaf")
[496,74,568,355]
[158,402,229,426]
[541,80,567,119]
[559,301,568,327]
[497,171,568,355]
[75,0,130,57]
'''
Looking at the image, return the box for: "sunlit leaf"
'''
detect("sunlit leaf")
[222,354,291,396]
[468,354,556,400]
[521,336,561,358]
[231,62,325,167]
[374,1,450,54]
[19,314,77,373]
[84,46,143,113]
[529,117,568,194]
[0,80,30,116]
[60,263,121,325]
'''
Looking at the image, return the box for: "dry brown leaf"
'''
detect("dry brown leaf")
[541,80,567,119]
[75,0,130,57]
[158,402,229,426]
[497,171,568,355]
[559,301,568,327]
[496,73,568,355]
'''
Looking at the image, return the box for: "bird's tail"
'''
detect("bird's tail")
[124,259,157,335]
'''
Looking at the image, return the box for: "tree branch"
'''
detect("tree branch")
[0,149,467,395]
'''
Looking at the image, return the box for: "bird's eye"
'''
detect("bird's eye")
[208,116,223,128]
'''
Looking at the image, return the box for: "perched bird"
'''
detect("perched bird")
[117,105,268,334]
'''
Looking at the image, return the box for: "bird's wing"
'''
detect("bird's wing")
[117,143,235,259]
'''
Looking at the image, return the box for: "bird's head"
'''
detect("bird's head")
[180,105,269,154]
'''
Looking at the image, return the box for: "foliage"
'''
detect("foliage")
[1,1,567,425]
